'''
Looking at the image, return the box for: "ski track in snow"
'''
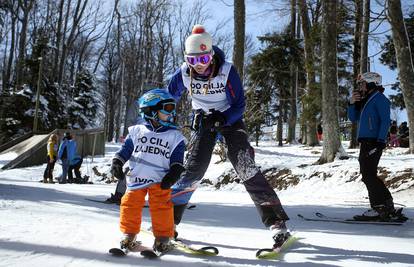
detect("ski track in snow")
[0,142,413,267]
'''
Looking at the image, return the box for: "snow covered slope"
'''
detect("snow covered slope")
[0,142,413,267]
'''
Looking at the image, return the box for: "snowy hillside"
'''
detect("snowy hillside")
[0,142,413,267]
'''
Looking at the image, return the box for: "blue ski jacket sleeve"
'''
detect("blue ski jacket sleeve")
[347,104,360,123]
[114,137,134,165]
[58,140,67,160]
[170,140,185,166]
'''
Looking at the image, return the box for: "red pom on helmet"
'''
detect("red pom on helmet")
[192,25,205,34]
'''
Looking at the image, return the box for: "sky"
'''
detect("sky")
[202,0,412,123]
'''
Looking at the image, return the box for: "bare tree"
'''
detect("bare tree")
[2,1,18,91]
[298,0,319,146]
[57,0,89,84]
[15,0,35,90]
[350,0,363,149]
[387,0,414,153]
[102,34,120,142]
[233,0,245,79]
[52,0,65,83]
[360,0,370,73]
[287,0,298,144]
[318,0,343,163]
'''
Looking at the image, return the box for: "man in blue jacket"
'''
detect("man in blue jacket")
[348,72,406,222]
[168,25,290,247]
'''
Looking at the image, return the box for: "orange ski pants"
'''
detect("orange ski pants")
[119,183,174,238]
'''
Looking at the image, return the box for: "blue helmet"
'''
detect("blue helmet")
[137,88,178,128]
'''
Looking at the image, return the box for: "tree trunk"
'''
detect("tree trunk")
[318,0,342,164]
[106,74,115,142]
[15,0,35,90]
[233,0,245,79]
[350,0,363,148]
[58,0,88,84]
[360,0,370,73]
[287,0,297,143]
[4,13,16,91]
[277,100,284,146]
[387,0,414,153]
[53,0,65,83]
[298,0,319,146]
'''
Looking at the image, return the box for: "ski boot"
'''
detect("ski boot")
[153,237,174,254]
[354,200,407,222]
[390,208,409,222]
[120,234,140,251]
[105,192,123,205]
[270,221,291,249]
[173,224,179,240]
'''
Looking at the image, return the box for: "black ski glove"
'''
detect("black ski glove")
[201,110,226,130]
[111,158,124,180]
[368,142,386,156]
[376,141,386,150]
[160,164,185,189]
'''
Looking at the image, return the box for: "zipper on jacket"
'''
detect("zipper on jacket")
[368,117,373,130]
[357,92,379,138]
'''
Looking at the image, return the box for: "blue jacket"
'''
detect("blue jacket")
[348,91,391,143]
[115,122,185,166]
[58,139,82,165]
[167,46,245,126]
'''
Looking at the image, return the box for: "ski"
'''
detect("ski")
[109,243,155,257]
[256,235,298,260]
[140,246,174,259]
[172,238,219,256]
[85,198,117,204]
[86,198,196,209]
[109,247,127,256]
[315,212,408,224]
[297,213,405,225]
[140,249,163,259]
[140,229,219,256]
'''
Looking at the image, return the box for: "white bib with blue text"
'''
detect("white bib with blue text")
[126,124,185,190]
[181,62,232,113]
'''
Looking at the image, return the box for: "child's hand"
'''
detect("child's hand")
[111,158,124,179]
[160,164,185,189]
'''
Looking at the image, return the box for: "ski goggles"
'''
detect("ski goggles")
[158,102,176,115]
[185,53,212,66]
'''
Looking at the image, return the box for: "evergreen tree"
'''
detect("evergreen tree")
[67,70,101,129]
[246,30,302,145]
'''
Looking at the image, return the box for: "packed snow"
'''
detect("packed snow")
[0,142,413,267]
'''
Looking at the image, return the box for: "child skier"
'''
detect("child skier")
[110,89,186,253]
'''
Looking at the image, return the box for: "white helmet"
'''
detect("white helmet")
[357,72,382,86]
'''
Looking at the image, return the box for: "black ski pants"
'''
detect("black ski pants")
[68,158,83,183]
[43,156,56,181]
[172,119,289,227]
[358,141,393,207]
